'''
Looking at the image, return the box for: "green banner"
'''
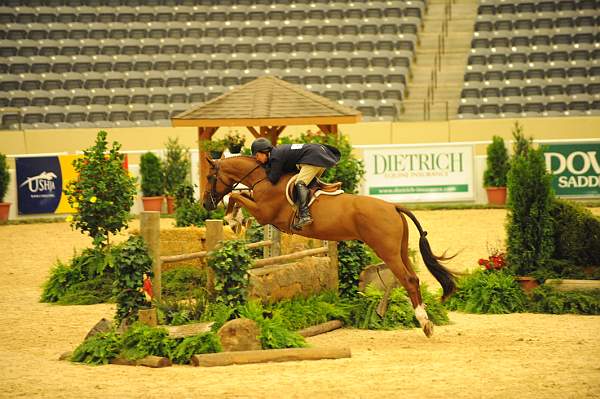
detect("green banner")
[543,143,600,197]
[369,184,469,195]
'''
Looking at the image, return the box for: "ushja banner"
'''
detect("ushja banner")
[361,144,474,203]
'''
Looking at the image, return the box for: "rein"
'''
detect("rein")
[207,160,264,208]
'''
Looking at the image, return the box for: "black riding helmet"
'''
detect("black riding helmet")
[251,137,273,155]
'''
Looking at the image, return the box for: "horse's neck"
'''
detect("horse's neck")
[226,157,267,187]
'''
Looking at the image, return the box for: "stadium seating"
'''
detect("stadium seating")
[458,0,600,118]
[0,0,425,129]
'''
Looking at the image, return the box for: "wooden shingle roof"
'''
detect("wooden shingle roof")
[171,76,361,127]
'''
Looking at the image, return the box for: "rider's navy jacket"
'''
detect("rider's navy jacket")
[264,143,341,184]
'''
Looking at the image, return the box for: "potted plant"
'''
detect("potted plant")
[139,152,165,212]
[163,138,190,214]
[483,135,509,205]
[200,139,226,159]
[0,153,11,221]
[224,131,246,154]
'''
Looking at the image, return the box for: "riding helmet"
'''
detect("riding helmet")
[251,138,273,155]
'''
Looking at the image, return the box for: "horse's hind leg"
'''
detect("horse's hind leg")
[384,256,434,338]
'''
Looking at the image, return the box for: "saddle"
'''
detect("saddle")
[285,175,344,207]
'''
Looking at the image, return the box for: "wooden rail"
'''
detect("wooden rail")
[139,214,337,300]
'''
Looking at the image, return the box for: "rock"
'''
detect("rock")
[84,318,113,341]
[217,318,262,352]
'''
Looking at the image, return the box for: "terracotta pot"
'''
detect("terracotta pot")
[141,196,164,212]
[515,276,539,293]
[0,202,10,221]
[166,196,175,214]
[485,187,507,205]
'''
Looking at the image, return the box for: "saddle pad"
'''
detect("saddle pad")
[285,175,344,207]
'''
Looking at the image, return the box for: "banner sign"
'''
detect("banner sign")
[16,155,79,214]
[543,142,600,197]
[362,145,474,202]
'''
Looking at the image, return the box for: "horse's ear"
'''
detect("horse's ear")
[206,156,215,166]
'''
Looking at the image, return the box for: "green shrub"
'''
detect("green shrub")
[483,135,510,187]
[163,137,190,197]
[338,240,375,299]
[162,266,207,300]
[174,184,226,227]
[171,332,222,364]
[70,331,122,365]
[348,284,449,329]
[155,289,211,326]
[445,270,528,314]
[549,199,600,267]
[120,323,175,360]
[528,286,600,315]
[0,152,9,202]
[41,247,112,304]
[208,240,252,309]
[238,301,307,349]
[506,125,554,276]
[112,236,154,325]
[140,152,164,197]
[65,131,136,247]
[270,291,351,331]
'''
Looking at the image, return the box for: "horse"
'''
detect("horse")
[202,155,458,337]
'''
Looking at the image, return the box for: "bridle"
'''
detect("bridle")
[206,160,265,209]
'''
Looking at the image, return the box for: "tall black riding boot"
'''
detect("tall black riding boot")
[294,182,313,229]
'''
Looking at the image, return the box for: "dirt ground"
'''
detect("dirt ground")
[1,209,599,399]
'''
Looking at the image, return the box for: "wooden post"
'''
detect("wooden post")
[140,211,161,301]
[328,241,338,272]
[263,225,281,258]
[205,219,224,292]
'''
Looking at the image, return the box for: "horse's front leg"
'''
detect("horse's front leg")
[229,192,271,225]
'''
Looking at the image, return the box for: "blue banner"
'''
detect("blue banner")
[16,157,63,214]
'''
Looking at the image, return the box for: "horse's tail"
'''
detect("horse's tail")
[395,205,458,301]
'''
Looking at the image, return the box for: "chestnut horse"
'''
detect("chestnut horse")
[203,156,457,337]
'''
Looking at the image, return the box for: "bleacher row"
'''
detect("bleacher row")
[0,0,426,129]
[457,0,600,118]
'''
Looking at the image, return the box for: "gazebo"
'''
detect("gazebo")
[171,75,362,193]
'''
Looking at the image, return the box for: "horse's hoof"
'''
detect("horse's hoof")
[423,321,434,338]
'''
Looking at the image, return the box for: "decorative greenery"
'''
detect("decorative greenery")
[140,152,165,197]
[112,236,154,326]
[348,285,449,329]
[41,247,113,304]
[70,331,122,365]
[170,332,222,364]
[238,301,307,349]
[161,266,207,300]
[223,131,246,153]
[200,139,226,155]
[120,323,175,360]
[528,286,600,315]
[445,269,528,314]
[208,240,252,309]
[271,291,351,331]
[65,131,136,247]
[280,131,365,194]
[155,289,211,326]
[483,135,509,188]
[506,125,554,277]
[337,240,376,299]
[244,218,264,258]
[0,152,9,202]
[163,137,190,197]
[549,199,600,268]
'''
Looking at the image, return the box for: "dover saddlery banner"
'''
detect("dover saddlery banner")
[362,145,474,203]
[543,142,600,198]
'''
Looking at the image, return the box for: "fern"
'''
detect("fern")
[171,333,222,364]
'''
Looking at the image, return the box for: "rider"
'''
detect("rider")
[251,137,341,229]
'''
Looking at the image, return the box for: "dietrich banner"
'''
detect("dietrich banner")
[543,142,600,198]
[362,145,474,202]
